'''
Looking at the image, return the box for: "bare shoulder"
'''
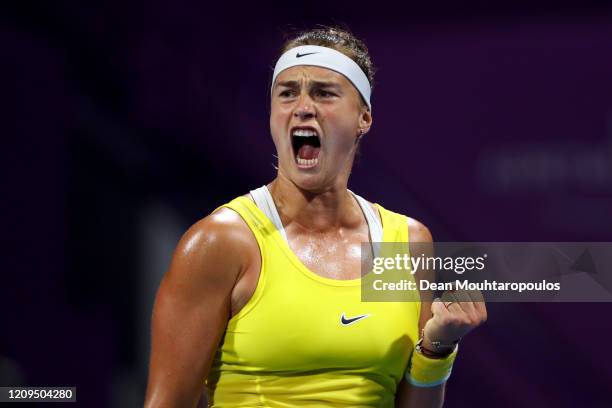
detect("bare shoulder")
[407,217,433,243]
[165,207,257,291]
[190,207,256,251]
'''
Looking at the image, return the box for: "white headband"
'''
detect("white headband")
[271,45,372,110]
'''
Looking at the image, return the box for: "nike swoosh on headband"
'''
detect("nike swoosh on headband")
[296,52,318,58]
[340,312,370,326]
[273,45,372,110]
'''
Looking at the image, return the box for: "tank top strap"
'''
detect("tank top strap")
[249,186,289,243]
[349,190,383,243]
[250,186,383,244]
[215,195,287,248]
[375,204,410,243]
[220,191,409,245]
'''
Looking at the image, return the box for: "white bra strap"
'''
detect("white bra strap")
[250,186,382,246]
[350,191,383,243]
[249,185,289,243]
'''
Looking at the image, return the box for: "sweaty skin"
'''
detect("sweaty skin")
[144,65,486,408]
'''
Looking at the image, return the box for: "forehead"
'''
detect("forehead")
[274,65,352,87]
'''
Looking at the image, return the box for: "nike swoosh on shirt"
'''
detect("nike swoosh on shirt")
[296,52,318,58]
[340,312,371,326]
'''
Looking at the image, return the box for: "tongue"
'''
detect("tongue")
[298,145,320,160]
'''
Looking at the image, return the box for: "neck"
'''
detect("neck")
[268,175,362,232]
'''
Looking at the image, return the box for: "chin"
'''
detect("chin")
[289,172,326,192]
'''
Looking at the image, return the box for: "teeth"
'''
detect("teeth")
[296,157,318,166]
[292,129,318,137]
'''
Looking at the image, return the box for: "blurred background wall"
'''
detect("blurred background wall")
[2,1,612,407]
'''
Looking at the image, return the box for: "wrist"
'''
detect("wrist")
[419,330,460,358]
[406,339,458,387]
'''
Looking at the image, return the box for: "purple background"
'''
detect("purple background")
[2,1,612,407]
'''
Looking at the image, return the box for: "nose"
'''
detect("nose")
[293,94,316,120]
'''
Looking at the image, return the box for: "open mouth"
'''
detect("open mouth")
[291,128,321,168]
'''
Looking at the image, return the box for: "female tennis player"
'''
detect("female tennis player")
[144,27,486,407]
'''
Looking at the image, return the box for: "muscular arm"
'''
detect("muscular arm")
[144,209,256,408]
[395,218,447,408]
[396,218,487,407]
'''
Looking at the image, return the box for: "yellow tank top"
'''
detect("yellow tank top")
[206,195,420,407]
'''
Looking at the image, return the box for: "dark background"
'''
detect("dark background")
[2,1,612,407]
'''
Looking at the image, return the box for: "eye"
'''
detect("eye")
[316,89,336,98]
[279,89,296,97]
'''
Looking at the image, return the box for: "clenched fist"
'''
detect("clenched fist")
[422,289,487,352]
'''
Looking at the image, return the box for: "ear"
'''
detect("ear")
[358,108,373,135]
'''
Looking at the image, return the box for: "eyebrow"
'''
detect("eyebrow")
[274,80,342,90]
